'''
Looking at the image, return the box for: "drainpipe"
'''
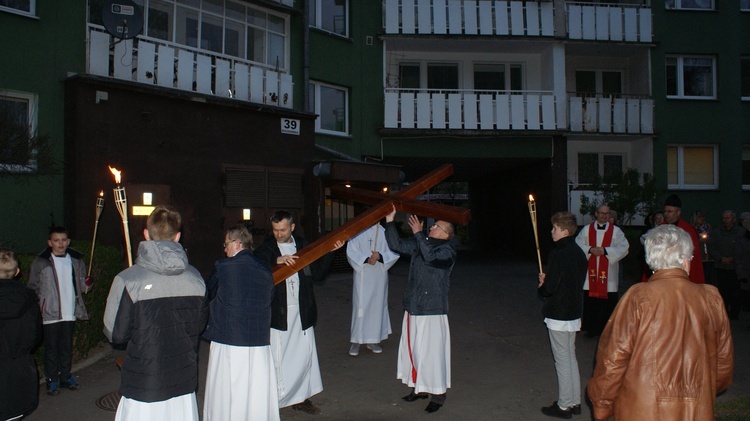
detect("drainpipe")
[303,0,310,112]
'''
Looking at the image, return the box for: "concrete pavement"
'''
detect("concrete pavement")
[25,252,750,420]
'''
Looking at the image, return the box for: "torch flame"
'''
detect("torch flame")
[109,166,122,184]
[529,194,534,202]
[99,190,104,197]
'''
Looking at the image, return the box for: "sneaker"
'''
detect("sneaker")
[367,344,383,354]
[46,379,59,396]
[61,374,80,391]
[541,403,572,419]
[349,343,360,356]
[554,401,581,415]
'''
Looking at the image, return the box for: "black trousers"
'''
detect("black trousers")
[43,321,75,381]
[715,268,741,319]
[582,292,618,336]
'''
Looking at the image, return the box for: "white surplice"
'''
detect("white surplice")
[574,222,630,292]
[396,313,451,395]
[202,342,280,421]
[270,240,323,408]
[115,393,199,421]
[346,224,400,344]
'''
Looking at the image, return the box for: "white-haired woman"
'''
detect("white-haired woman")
[587,224,734,421]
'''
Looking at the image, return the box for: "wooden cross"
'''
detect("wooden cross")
[272,164,471,284]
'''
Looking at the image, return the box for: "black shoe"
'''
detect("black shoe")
[402,392,429,402]
[425,402,442,413]
[292,399,320,415]
[554,401,581,415]
[541,403,572,419]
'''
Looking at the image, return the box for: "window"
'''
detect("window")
[0,0,34,15]
[575,70,623,97]
[0,91,37,172]
[474,64,523,92]
[309,82,348,135]
[90,0,288,69]
[427,64,459,90]
[743,147,750,189]
[667,145,718,189]
[309,0,348,37]
[577,153,623,184]
[666,56,716,99]
[398,64,420,89]
[742,57,750,100]
[665,0,715,10]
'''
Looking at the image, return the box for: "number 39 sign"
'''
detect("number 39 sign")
[280,118,300,135]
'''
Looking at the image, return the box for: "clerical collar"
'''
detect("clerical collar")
[597,223,607,230]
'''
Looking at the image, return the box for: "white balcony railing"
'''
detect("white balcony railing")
[87,25,293,108]
[384,89,558,130]
[383,0,554,37]
[568,95,653,134]
[567,2,652,43]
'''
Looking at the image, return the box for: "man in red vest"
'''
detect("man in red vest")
[663,194,705,284]
[575,204,630,337]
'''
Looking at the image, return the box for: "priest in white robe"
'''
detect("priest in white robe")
[346,223,400,356]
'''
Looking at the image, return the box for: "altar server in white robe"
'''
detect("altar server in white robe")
[346,223,400,356]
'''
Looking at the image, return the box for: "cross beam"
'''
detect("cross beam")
[272,164,470,284]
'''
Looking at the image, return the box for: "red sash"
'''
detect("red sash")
[588,223,613,299]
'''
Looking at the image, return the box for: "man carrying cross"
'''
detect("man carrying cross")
[575,204,629,337]
[384,204,456,414]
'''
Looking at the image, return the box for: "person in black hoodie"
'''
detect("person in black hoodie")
[538,212,588,419]
[0,247,42,421]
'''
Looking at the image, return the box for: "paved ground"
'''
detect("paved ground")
[26,251,750,420]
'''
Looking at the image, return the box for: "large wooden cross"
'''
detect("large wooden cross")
[272,164,471,284]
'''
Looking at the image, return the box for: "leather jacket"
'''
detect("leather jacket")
[587,268,733,420]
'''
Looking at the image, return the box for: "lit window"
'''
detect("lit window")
[742,57,750,100]
[665,0,715,10]
[667,145,718,189]
[577,153,623,184]
[666,55,716,99]
[0,90,37,173]
[0,0,34,15]
[309,0,348,37]
[309,82,348,135]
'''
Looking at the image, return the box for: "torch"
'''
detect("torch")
[85,191,105,293]
[109,166,133,267]
[527,194,543,273]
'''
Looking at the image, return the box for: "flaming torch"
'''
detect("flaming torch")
[109,166,133,267]
[528,194,543,274]
[85,191,105,292]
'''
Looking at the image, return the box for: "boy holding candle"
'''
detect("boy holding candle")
[537,212,588,419]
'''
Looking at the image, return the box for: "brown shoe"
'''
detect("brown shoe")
[292,399,320,415]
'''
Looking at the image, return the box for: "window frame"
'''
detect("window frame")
[576,152,624,184]
[0,0,35,17]
[309,0,349,38]
[667,145,719,190]
[309,81,349,136]
[665,0,716,11]
[0,90,38,173]
[665,55,717,100]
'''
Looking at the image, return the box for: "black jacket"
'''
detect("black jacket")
[538,235,588,321]
[384,222,456,315]
[254,234,335,331]
[0,279,41,420]
[203,249,274,346]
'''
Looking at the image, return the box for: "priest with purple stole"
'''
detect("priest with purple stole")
[575,204,629,337]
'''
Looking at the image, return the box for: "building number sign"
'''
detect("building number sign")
[281,118,300,135]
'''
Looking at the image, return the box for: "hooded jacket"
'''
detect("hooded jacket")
[103,240,208,403]
[587,268,733,420]
[28,247,89,322]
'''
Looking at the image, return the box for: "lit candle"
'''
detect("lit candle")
[528,194,543,274]
[109,166,133,267]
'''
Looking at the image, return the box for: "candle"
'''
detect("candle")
[528,194,543,274]
[109,166,133,267]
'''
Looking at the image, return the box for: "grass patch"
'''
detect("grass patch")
[716,396,750,421]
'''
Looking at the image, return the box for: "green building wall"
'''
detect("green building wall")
[0,3,87,252]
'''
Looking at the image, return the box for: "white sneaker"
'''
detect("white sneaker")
[349,344,360,356]
[367,344,383,354]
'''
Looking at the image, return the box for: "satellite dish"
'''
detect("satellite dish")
[101,0,144,40]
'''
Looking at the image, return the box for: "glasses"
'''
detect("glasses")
[431,223,449,235]
[223,239,239,248]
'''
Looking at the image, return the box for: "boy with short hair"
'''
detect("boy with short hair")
[537,212,588,419]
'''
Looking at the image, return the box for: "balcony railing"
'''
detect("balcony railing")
[384,89,558,130]
[568,95,653,134]
[87,25,293,108]
[383,89,654,134]
[567,2,652,43]
[383,0,554,36]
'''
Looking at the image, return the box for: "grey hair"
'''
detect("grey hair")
[645,224,694,271]
[226,224,253,251]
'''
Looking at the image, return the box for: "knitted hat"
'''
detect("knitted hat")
[664,194,682,208]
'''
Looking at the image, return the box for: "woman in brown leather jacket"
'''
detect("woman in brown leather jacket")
[587,224,733,421]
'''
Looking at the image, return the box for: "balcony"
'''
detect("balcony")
[87,25,293,108]
[569,95,653,134]
[384,89,558,130]
[567,2,652,43]
[383,0,554,37]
